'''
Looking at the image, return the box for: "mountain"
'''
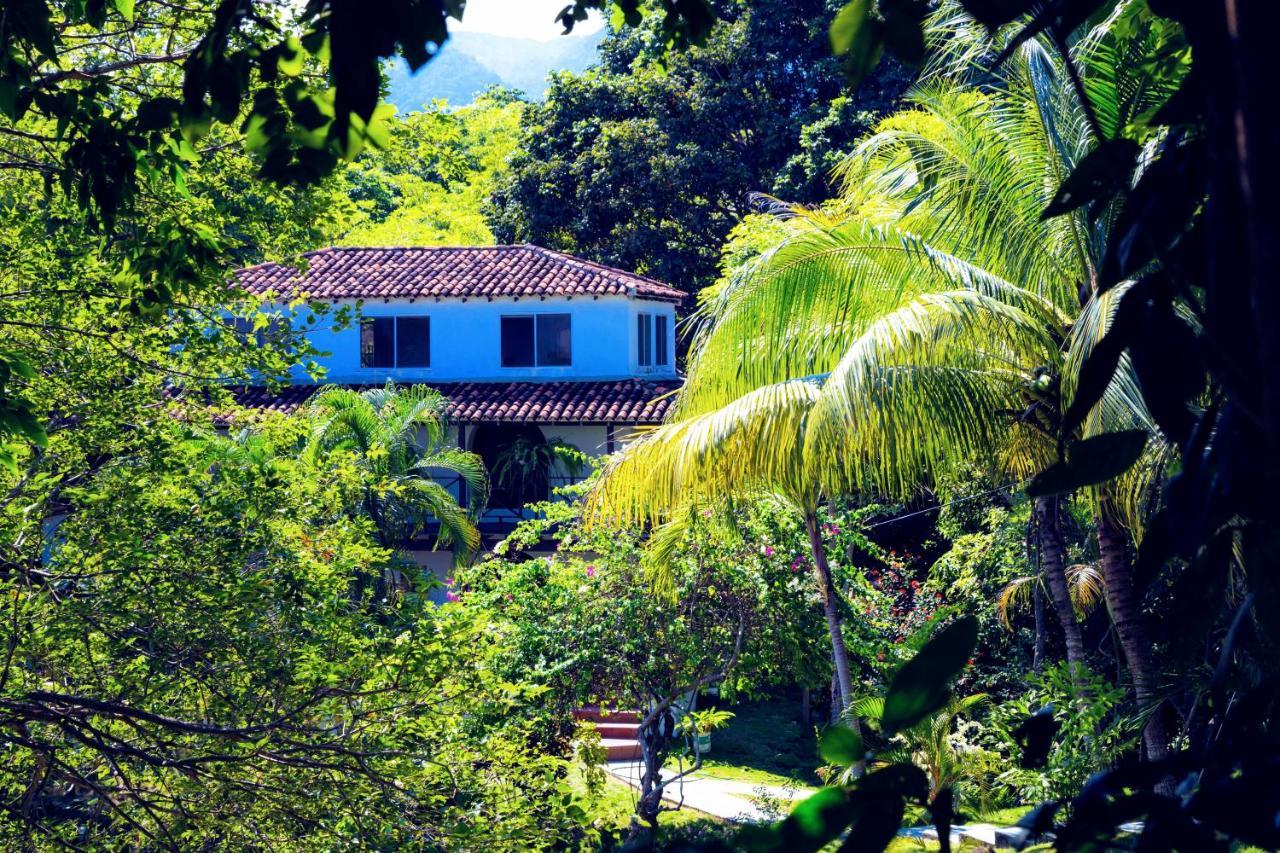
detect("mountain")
[386,29,605,111]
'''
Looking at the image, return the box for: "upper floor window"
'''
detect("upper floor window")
[361,316,430,368]
[501,314,571,367]
[637,313,669,367]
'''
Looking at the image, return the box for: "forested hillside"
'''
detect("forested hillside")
[1,0,1275,849]
[386,29,606,109]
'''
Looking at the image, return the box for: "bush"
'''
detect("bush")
[987,663,1139,805]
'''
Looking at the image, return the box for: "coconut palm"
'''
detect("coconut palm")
[593,2,1180,756]
[305,382,489,558]
[586,379,865,701]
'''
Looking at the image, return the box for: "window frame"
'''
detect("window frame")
[501,312,572,368]
[360,315,431,369]
[638,311,670,367]
[655,314,669,366]
[637,313,653,366]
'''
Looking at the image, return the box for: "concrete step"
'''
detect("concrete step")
[601,738,644,761]
[593,721,641,739]
[573,707,642,724]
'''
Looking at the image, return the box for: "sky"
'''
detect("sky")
[452,0,605,39]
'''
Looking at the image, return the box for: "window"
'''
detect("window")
[361,317,394,368]
[361,316,430,368]
[536,314,572,366]
[501,316,535,367]
[638,312,669,367]
[396,317,430,367]
[637,314,653,366]
[502,314,571,367]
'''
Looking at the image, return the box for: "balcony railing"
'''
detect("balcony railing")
[414,473,588,541]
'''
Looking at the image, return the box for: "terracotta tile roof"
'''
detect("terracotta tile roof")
[231,380,681,425]
[235,245,685,303]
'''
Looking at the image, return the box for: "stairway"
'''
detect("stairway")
[574,707,643,761]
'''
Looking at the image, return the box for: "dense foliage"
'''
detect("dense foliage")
[488,0,910,291]
[340,90,526,246]
[2,0,1278,848]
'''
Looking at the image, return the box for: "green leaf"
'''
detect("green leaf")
[783,786,855,850]
[135,97,181,132]
[112,0,134,22]
[1042,139,1138,220]
[277,36,306,77]
[881,616,978,734]
[829,0,871,55]
[860,763,929,802]
[829,0,884,86]
[840,791,905,852]
[958,0,1037,29]
[819,724,863,766]
[1026,430,1149,497]
[1012,705,1059,769]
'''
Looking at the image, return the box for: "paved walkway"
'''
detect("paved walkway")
[605,761,811,822]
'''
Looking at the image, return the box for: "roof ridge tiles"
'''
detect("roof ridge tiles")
[235,245,684,303]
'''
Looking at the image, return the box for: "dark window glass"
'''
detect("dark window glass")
[638,314,652,366]
[656,315,669,366]
[396,317,430,367]
[361,317,394,368]
[537,314,572,366]
[501,316,535,367]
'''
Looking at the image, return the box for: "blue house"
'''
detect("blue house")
[233,245,683,588]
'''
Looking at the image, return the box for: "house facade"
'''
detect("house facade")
[234,245,683,596]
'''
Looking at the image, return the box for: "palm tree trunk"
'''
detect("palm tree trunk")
[1096,511,1169,762]
[1034,495,1086,673]
[1033,580,1047,671]
[805,512,855,709]
[804,511,864,777]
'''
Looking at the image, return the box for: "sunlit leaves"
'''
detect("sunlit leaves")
[881,615,978,734]
[819,723,864,765]
[1027,430,1148,497]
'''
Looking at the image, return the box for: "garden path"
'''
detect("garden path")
[604,760,807,822]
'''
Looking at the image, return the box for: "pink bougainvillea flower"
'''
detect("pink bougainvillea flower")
[445,590,460,603]
[763,545,775,557]
[585,565,596,577]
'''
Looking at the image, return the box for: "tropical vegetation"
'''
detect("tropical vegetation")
[0,0,1276,849]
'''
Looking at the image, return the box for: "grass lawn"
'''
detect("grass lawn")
[566,764,720,835]
[665,695,824,789]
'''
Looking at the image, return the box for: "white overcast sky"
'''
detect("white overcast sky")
[452,0,605,38]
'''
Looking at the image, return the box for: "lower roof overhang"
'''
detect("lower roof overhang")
[229,378,681,426]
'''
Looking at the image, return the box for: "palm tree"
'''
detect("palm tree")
[595,3,1179,755]
[305,382,489,558]
[846,692,991,802]
[587,380,864,701]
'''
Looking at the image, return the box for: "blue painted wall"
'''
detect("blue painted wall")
[276,294,678,384]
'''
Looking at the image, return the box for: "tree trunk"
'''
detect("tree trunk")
[1096,511,1169,763]
[1034,496,1086,674]
[1033,580,1047,671]
[806,512,855,709]
[805,511,864,776]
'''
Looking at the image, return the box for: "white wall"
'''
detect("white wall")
[277,294,678,384]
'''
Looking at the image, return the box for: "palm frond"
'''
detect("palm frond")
[1066,562,1106,616]
[997,575,1039,631]
[585,378,824,526]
